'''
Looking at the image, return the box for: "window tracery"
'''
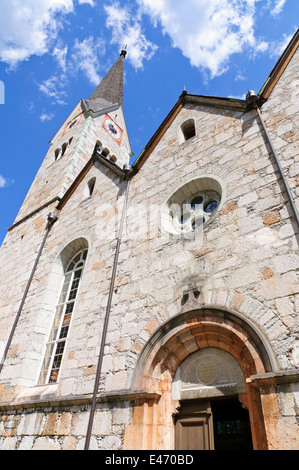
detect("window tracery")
[173,190,220,233]
[39,249,87,384]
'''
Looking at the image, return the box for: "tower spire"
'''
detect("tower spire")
[85,49,126,114]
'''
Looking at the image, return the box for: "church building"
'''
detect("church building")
[0,29,299,450]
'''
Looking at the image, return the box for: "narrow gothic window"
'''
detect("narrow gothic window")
[39,249,88,384]
[88,177,96,196]
[54,148,61,160]
[61,142,68,157]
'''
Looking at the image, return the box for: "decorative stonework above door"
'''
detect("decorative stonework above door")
[172,348,246,400]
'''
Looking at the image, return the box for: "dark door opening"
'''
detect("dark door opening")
[175,396,253,450]
[211,396,253,450]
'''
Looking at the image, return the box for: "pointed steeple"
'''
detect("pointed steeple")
[85,49,127,114]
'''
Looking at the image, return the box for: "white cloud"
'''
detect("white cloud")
[0,174,14,188]
[235,71,246,82]
[0,175,7,188]
[104,2,158,70]
[71,36,105,85]
[0,80,4,104]
[269,29,297,58]
[78,0,95,5]
[0,0,73,67]
[40,112,55,122]
[270,0,287,16]
[38,75,68,104]
[229,92,246,100]
[255,41,269,53]
[39,36,106,105]
[137,0,268,77]
[52,43,68,69]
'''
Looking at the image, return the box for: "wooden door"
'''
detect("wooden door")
[175,400,214,450]
[175,397,253,450]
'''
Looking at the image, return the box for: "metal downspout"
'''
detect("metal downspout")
[0,212,58,375]
[84,172,132,450]
[246,90,299,231]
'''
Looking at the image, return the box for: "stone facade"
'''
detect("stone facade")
[0,36,299,450]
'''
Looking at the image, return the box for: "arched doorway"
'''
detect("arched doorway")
[125,307,277,450]
[173,347,253,450]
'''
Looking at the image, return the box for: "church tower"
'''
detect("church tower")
[9,49,131,228]
[0,48,133,399]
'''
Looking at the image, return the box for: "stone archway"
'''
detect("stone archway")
[124,307,276,450]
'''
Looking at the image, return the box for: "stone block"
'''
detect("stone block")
[32,436,61,450]
[256,271,299,300]
[273,254,299,274]
[229,265,260,288]
[93,410,112,436]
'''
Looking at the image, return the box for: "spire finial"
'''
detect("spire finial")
[120,45,127,57]
[87,47,126,106]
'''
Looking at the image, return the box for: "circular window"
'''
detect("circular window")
[173,190,220,234]
[162,176,224,236]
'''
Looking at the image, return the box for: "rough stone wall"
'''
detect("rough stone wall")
[108,47,299,447]
[0,158,130,449]
[13,102,86,224]
[0,159,126,389]
[0,47,298,450]
[117,94,298,383]
[0,402,132,450]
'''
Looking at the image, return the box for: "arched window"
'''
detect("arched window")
[39,248,88,384]
[88,177,96,196]
[54,148,61,160]
[61,142,68,157]
[181,119,196,141]
[161,176,224,236]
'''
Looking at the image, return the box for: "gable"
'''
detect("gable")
[133,93,246,172]
[133,29,299,174]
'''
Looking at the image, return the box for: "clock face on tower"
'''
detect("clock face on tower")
[62,113,82,136]
[102,115,123,145]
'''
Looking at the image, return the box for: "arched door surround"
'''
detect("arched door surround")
[124,307,277,450]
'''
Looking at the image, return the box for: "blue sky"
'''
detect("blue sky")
[0,0,298,245]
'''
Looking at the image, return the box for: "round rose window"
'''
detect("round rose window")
[173,190,221,233]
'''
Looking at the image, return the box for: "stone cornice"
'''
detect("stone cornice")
[0,389,161,412]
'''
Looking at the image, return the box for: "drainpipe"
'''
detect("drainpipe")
[0,211,58,375]
[246,90,299,230]
[84,166,133,450]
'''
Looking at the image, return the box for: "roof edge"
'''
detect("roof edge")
[259,28,299,102]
